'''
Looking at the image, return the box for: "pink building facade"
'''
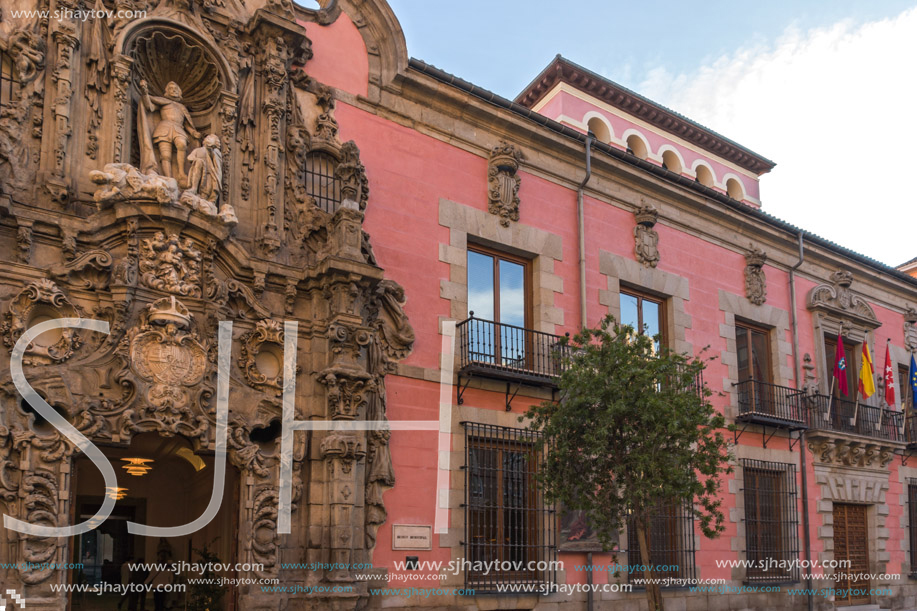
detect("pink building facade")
[2,0,917,610]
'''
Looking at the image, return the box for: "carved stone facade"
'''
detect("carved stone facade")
[0,1,412,609]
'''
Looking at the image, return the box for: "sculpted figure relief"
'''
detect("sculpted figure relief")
[180,134,238,224]
[138,79,201,187]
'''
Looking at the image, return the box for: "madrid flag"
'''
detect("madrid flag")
[884,344,896,407]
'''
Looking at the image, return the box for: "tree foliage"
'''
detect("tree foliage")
[525,316,733,609]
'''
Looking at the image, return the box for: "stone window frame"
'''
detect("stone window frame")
[718,289,793,422]
[727,445,800,584]
[811,314,874,399]
[811,468,890,579]
[438,198,563,333]
[598,250,692,355]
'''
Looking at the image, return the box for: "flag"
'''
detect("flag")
[858,342,875,399]
[910,354,917,410]
[833,334,848,396]
[885,344,896,407]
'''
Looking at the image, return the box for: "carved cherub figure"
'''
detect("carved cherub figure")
[138,80,201,187]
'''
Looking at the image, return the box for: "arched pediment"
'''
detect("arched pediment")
[807,269,880,330]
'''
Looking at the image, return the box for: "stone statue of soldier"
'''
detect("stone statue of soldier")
[137,79,201,188]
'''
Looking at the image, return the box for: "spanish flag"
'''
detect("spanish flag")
[858,342,876,399]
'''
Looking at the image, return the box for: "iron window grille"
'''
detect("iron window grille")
[627,500,697,585]
[741,459,799,583]
[462,422,556,593]
[304,150,341,213]
[0,51,19,112]
[909,478,917,578]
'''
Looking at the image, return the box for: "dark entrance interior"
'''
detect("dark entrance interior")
[70,433,239,610]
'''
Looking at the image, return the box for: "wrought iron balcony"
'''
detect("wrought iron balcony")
[456,316,571,387]
[805,393,903,443]
[903,415,917,449]
[735,380,808,429]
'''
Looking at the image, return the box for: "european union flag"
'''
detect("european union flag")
[910,354,917,410]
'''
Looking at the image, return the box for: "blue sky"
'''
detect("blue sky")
[386,1,917,267]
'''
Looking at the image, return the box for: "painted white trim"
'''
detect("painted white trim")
[621,129,652,161]
[658,144,686,175]
[691,159,717,185]
[723,173,747,201]
[582,111,614,143]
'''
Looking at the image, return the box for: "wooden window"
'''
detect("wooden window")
[824,336,857,400]
[463,423,554,592]
[899,366,911,410]
[467,246,532,367]
[627,501,696,584]
[620,289,665,350]
[736,323,771,384]
[742,460,799,583]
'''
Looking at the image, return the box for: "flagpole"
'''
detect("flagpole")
[827,323,843,423]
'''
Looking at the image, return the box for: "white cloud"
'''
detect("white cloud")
[637,8,917,267]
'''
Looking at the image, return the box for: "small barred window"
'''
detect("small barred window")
[742,459,799,583]
[304,151,341,213]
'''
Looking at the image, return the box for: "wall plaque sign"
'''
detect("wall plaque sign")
[392,525,433,550]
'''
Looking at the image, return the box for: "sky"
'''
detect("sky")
[386,1,917,268]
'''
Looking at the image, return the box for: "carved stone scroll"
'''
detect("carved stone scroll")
[487,141,523,227]
[633,203,660,268]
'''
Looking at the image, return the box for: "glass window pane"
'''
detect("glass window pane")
[751,330,769,382]
[736,329,750,381]
[642,299,660,339]
[620,293,639,330]
[467,251,494,320]
[498,260,525,327]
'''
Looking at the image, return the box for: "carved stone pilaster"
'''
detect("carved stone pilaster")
[218,92,238,207]
[109,55,134,164]
[256,35,289,256]
[320,432,366,582]
[330,206,365,262]
[46,22,80,203]
[633,203,659,268]
[487,141,523,227]
[744,246,767,305]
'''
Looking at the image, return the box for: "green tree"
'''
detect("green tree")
[525,316,732,611]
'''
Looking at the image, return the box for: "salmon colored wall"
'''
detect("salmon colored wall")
[315,25,913,592]
[299,13,369,98]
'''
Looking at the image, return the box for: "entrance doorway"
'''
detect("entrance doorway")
[833,503,870,606]
[70,433,240,610]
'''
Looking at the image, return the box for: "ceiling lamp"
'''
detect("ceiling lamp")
[105,487,128,500]
[121,458,154,476]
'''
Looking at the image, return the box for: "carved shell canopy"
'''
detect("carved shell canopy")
[131,31,223,112]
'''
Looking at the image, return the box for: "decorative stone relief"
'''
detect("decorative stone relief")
[1,279,81,365]
[904,306,917,352]
[138,232,202,297]
[337,141,369,210]
[369,280,415,364]
[125,297,208,433]
[633,203,660,268]
[487,141,523,227]
[808,269,879,328]
[90,163,180,204]
[744,246,767,305]
[84,0,110,160]
[49,249,113,290]
[18,471,59,585]
[16,220,33,263]
[238,320,286,394]
[47,20,81,204]
[807,437,895,469]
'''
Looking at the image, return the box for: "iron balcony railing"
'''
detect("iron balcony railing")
[457,316,571,385]
[804,393,903,442]
[903,415,917,447]
[735,380,808,427]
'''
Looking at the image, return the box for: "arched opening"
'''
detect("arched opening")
[694,164,714,187]
[661,150,682,174]
[726,178,745,201]
[625,134,648,160]
[0,49,19,112]
[71,433,240,610]
[586,116,611,143]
